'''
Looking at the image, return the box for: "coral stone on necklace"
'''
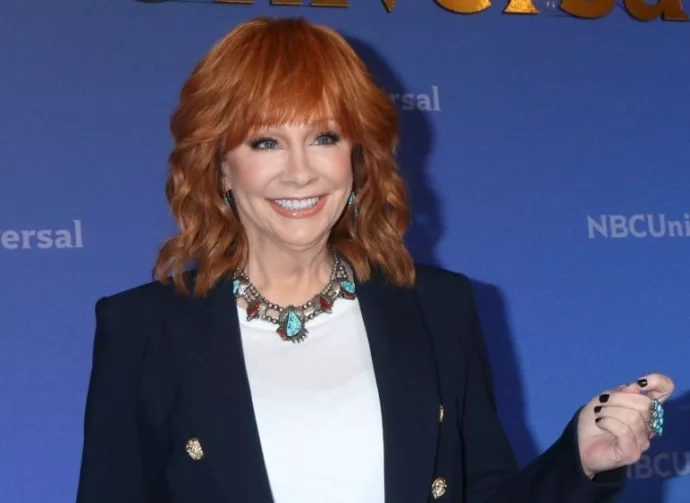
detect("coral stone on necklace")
[232,251,356,343]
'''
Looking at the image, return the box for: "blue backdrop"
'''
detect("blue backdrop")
[1,1,688,502]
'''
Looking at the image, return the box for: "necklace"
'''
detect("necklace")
[231,251,356,343]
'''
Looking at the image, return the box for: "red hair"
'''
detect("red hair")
[154,17,414,295]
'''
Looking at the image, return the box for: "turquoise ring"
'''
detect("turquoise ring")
[645,399,664,437]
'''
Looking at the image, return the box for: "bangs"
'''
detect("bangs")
[222,19,365,149]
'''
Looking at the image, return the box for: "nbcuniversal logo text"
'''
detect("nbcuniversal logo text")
[388,86,441,112]
[0,220,84,250]
[588,214,690,239]
[627,451,690,479]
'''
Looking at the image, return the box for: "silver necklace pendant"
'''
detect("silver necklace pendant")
[277,308,308,343]
[232,251,356,343]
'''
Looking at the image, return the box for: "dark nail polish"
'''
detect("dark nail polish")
[595,417,602,423]
[637,378,648,388]
[594,405,603,413]
[599,394,610,403]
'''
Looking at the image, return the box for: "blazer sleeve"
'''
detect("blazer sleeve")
[459,281,627,503]
[76,297,151,503]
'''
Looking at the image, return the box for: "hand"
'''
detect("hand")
[576,373,675,479]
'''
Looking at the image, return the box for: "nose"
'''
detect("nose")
[281,145,317,187]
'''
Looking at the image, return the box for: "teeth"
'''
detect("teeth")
[274,197,320,210]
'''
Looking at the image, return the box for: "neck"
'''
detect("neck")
[243,244,334,306]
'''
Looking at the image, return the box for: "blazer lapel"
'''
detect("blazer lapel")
[166,276,273,503]
[357,272,442,503]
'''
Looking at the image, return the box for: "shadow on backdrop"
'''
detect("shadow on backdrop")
[618,390,690,503]
[472,281,540,467]
[345,36,442,267]
[347,34,540,471]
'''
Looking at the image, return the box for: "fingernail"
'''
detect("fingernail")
[637,378,648,388]
[595,417,603,423]
[599,394,610,403]
[594,405,603,413]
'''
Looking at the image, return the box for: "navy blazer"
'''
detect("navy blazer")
[76,264,626,503]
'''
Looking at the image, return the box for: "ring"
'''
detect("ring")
[645,399,664,437]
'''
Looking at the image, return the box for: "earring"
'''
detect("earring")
[347,191,359,218]
[222,190,234,211]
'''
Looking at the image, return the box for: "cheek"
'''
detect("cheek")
[327,150,354,185]
[229,159,274,195]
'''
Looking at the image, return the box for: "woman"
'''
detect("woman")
[76,17,673,503]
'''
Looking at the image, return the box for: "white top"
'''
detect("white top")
[238,298,385,503]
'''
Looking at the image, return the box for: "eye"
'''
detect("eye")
[249,136,278,150]
[314,131,341,146]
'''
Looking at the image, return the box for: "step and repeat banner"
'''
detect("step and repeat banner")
[1,0,688,501]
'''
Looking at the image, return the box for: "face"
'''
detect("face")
[222,122,353,253]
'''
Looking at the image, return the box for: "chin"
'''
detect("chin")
[274,226,332,251]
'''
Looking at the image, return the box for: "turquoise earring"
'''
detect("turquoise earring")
[223,190,234,211]
[348,191,359,218]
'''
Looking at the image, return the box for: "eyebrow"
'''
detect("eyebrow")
[255,120,339,131]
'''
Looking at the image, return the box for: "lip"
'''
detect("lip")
[268,195,328,219]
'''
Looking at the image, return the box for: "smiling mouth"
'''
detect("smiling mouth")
[272,196,322,211]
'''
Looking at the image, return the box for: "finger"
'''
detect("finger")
[595,405,651,453]
[594,384,635,402]
[618,382,641,394]
[594,415,644,465]
[636,374,675,403]
[596,391,653,422]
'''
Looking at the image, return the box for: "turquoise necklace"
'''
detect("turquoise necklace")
[232,251,356,344]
